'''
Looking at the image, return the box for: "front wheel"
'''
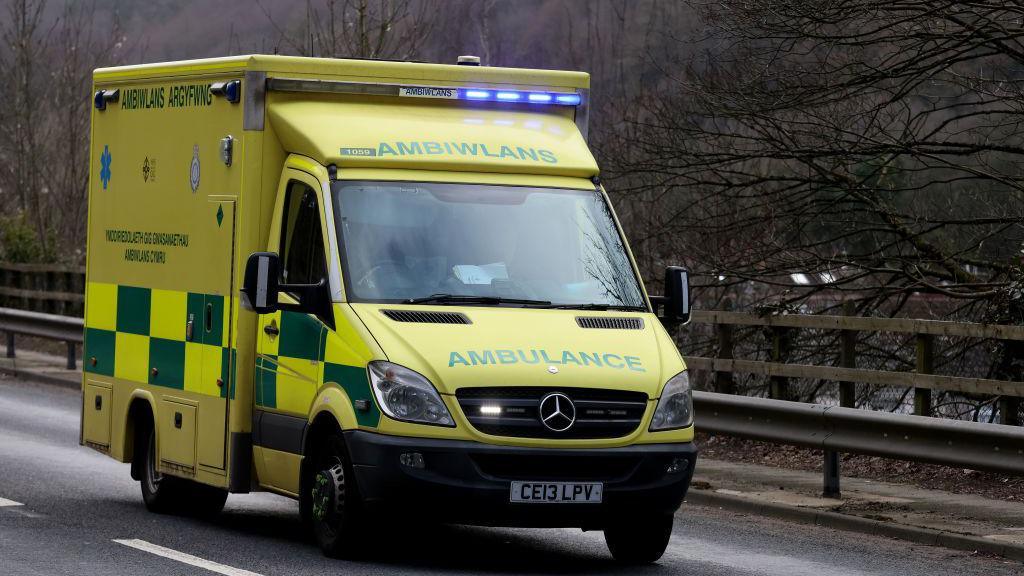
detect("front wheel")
[604,514,674,564]
[307,433,366,558]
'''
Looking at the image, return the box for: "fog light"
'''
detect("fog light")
[666,457,689,475]
[400,452,425,469]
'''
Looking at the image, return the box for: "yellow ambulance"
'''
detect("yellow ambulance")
[80,55,695,564]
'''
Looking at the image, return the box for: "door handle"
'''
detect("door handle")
[264,324,279,337]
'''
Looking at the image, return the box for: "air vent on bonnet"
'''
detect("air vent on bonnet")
[576,316,644,330]
[381,309,471,325]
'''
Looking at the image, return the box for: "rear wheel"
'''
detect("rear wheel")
[136,424,226,516]
[604,514,674,564]
[307,432,366,558]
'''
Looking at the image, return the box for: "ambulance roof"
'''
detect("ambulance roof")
[94,55,590,91]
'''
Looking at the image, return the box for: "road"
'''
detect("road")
[0,376,1020,576]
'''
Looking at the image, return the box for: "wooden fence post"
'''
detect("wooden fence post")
[1000,397,1021,426]
[770,327,791,400]
[12,268,25,310]
[715,317,735,394]
[716,297,733,391]
[0,266,7,308]
[915,334,934,416]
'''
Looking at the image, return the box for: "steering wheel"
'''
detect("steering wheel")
[355,260,408,293]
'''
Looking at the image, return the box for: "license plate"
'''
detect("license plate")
[510,481,603,503]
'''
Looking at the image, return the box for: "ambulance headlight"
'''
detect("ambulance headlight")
[368,361,454,427]
[650,371,693,431]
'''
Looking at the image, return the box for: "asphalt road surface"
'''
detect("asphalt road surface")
[1,376,1021,576]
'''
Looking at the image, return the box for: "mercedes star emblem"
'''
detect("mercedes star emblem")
[538,392,576,432]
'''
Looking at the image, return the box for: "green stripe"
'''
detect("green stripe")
[84,328,116,377]
[256,355,277,408]
[324,362,379,427]
[149,337,185,389]
[221,347,236,399]
[278,311,326,361]
[117,285,151,335]
[204,294,225,347]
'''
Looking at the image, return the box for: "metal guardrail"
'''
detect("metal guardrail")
[4,304,1023,496]
[694,391,1024,496]
[0,307,84,369]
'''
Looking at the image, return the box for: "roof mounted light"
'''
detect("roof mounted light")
[454,88,581,106]
[211,80,241,104]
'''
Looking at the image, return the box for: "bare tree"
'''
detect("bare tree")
[595,1,1024,418]
[47,1,126,261]
[605,1,1024,322]
[0,0,49,259]
[260,0,439,60]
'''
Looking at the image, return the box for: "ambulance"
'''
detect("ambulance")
[80,55,695,564]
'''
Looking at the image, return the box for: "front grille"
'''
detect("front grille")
[576,316,644,330]
[380,309,471,324]
[471,453,642,482]
[456,387,648,439]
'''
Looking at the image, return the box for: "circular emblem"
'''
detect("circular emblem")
[538,392,576,432]
[547,366,559,374]
[190,145,201,193]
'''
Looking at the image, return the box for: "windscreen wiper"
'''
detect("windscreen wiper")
[539,303,647,311]
[404,294,552,307]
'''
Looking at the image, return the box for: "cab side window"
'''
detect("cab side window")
[279,181,327,286]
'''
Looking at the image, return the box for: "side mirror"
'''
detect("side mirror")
[652,266,690,327]
[241,252,334,327]
[241,252,280,314]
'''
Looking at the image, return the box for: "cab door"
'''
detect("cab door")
[255,169,332,458]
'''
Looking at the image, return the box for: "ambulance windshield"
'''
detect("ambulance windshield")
[332,181,646,309]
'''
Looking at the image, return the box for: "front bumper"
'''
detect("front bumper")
[344,430,697,529]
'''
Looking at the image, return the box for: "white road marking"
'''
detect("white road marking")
[113,539,263,576]
[0,497,24,507]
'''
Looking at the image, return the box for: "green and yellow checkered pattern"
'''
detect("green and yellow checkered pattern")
[84,282,236,398]
[256,310,380,427]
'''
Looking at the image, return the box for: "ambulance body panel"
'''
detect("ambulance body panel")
[81,55,695,562]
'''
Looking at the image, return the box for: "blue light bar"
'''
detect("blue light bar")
[455,88,581,106]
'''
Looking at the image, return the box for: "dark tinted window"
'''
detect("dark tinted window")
[279,181,326,286]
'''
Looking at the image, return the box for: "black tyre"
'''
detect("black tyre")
[136,424,226,516]
[307,432,365,558]
[604,514,674,564]
[138,425,185,513]
[185,481,228,518]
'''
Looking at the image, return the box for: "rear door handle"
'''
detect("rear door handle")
[263,324,279,337]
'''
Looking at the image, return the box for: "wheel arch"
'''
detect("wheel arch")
[123,389,157,479]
